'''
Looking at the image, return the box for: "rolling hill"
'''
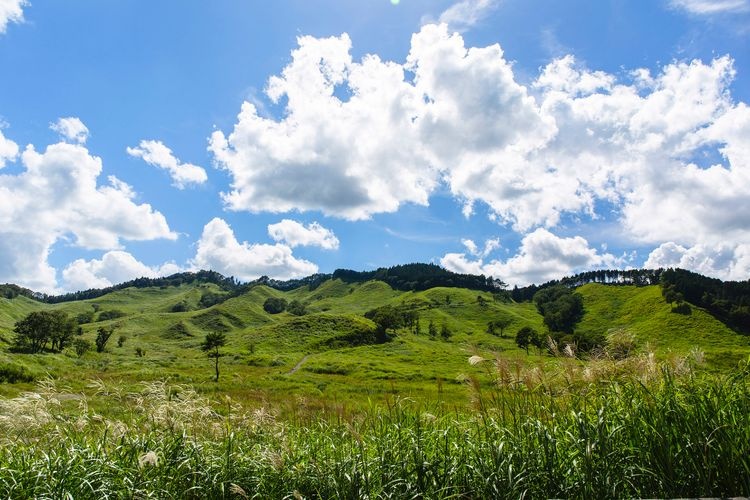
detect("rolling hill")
[1,269,749,406]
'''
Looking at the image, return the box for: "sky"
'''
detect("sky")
[0,0,749,293]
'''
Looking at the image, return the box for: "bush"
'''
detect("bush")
[97,310,126,322]
[0,363,35,383]
[263,297,287,314]
[73,339,92,358]
[76,311,95,324]
[170,301,190,313]
[287,300,306,316]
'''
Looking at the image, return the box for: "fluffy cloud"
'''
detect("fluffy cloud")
[62,251,180,292]
[442,229,619,286]
[267,219,339,250]
[0,130,176,292]
[50,117,89,144]
[211,25,749,259]
[127,140,207,189]
[0,129,18,167]
[462,237,500,258]
[670,0,750,14]
[436,0,499,31]
[0,0,26,34]
[191,218,318,281]
[645,242,750,281]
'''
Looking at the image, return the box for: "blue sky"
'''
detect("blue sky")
[0,0,748,293]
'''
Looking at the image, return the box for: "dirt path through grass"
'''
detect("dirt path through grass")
[287,355,310,375]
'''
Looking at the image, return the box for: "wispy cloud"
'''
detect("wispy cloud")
[427,0,499,32]
[670,0,750,14]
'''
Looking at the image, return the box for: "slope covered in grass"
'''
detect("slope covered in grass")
[576,284,750,369]
[0,277,748,404]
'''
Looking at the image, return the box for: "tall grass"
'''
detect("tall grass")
[0,359,748,498]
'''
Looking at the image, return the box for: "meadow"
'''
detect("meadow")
[1,277,750,497]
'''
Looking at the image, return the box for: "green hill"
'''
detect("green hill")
[1,276,748,404]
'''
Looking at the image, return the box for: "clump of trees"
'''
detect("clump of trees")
[364,305,420,343]
[533,286,584,334]
[12,311,76,353]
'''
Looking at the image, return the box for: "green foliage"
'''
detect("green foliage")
[0,369,748,498]
[95,326,114,353]
[135,347,145,357]
[286,299,306,316]
[97,310,126,322]
[515,326,541,354]
[73,339,92,358]
[428,320,437,339]
[75,311,94,324]
[0,363,34,383]
[440,323,452,340]
[170,301,190,313]
[487,316,513,338]
[533,286,584,335]
[12,311,76,353]
[263,297,287,314]
[201,332,227,381]
[117,335,126,348]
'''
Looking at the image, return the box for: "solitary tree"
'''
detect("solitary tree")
[515,326,540,355]
[201,332,227,382]
[95,326,114,353]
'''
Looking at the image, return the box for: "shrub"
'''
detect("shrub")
[287,299,306,316]
[263,297,287,314]
[0,363,35,383]
[73,339,92,358]
[97,310,126,322]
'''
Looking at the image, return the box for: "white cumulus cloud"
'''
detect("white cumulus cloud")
[0,129,18,167]
[0,0,26,34]
[644,242,750,281]
[267,219,339,250]
[212,25,750,281]
[442,229,619,286]
[50,117,89,144]
[127,140,207,189]
[62,251,180,292]
[191,218,318,281]
[0,132,176,292]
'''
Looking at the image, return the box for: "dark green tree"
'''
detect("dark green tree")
[201,332,227,382]
[95,326,114,353]
[428,320,438,339]
[533,286,584,333]
[263,297,287,314]
[515,326,539,355]
[13,311,75,353]
[440,324,452,341]
[368,305,401,343]
[73,339,92,357]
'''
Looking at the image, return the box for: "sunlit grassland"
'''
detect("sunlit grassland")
[0,357,748,498]
[1,281,749,406]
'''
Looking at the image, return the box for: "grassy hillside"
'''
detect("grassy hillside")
[1,279,748,405]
